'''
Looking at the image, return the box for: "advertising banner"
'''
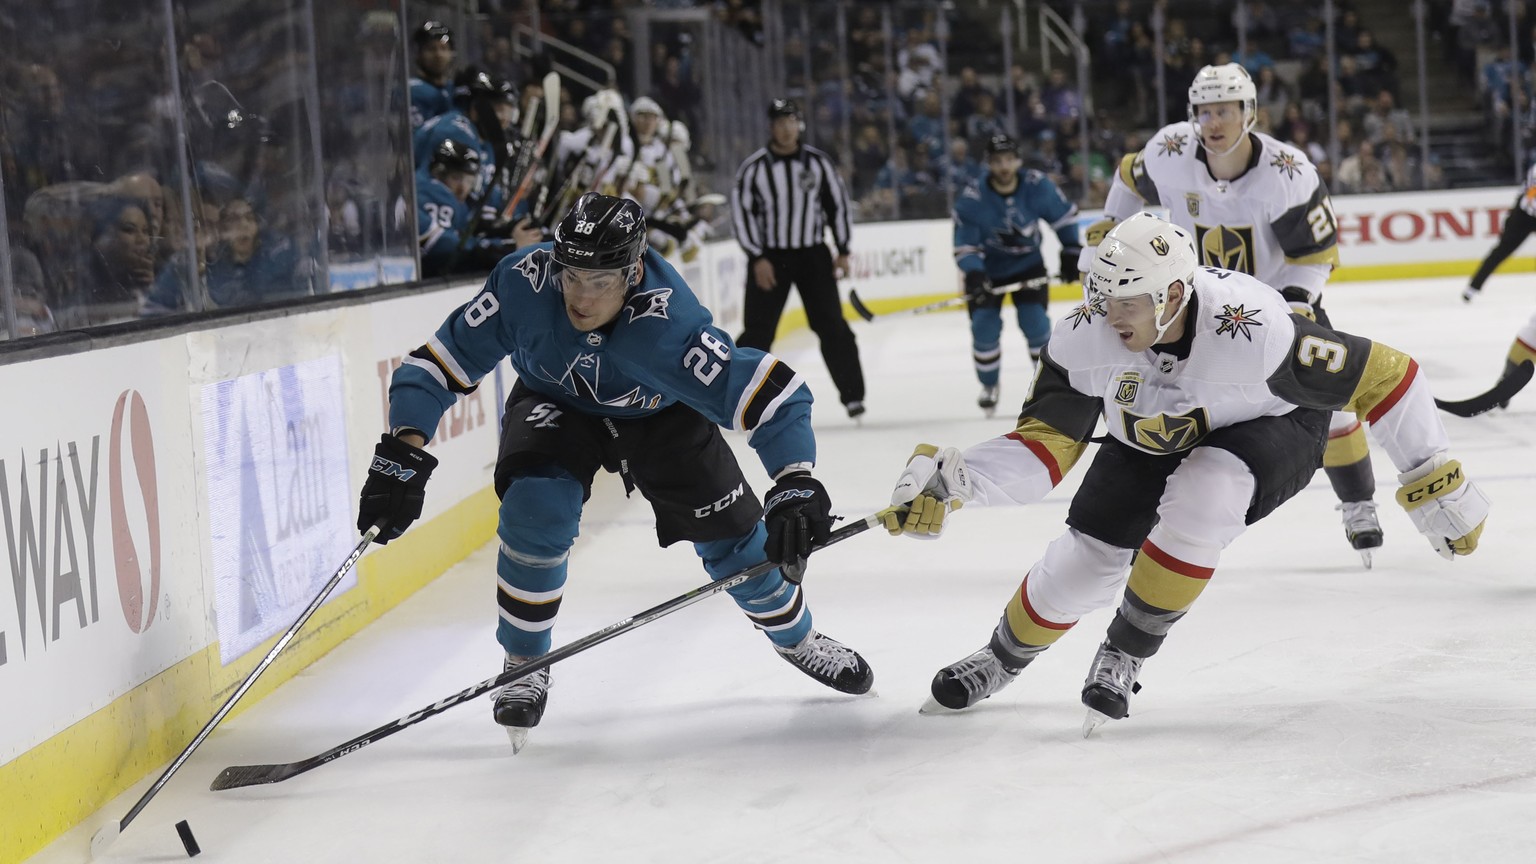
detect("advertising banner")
[0,340,203,764]
[202,354,356,665]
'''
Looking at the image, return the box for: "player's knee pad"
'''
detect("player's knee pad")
[499,471,583,561]
[1023,528,1136,623]
[1152,447,1253,555]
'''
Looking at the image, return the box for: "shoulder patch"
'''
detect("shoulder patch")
[1155,131,1189,157]
[512,249,549,292]
[624,286,673,323]
[1213,303,1265,341]
[1065,293,1105,330]
[1269,150,1303,180]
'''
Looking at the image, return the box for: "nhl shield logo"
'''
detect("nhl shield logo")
[1114,371,1142,405]
[1185,192,1201,218]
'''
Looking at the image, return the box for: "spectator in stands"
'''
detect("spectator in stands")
[1352,30,1399,99]
[80,195,157,324]
[1101,0,1137,70]
[908,91,945,170]
[952,67,988,126]
[1275,101,1310,143]
[1364,89,1416,146]
[1334,9,1362,52]
[1254,65,1292,120]
[1298,56,1330,104]
[1161,51,1194,124]
[1484,46,1527,122]
[851,123,887,198]
[0,62,76,219]
[141,196,223,316]
[897,39,940,103]
[206,196,308,307]
[1382,141,1424,191]
[937,136,981,192]
[1288,123,1328,166]
[1337,139,1389,194]
[965,92,1008,155]
[655,55,702,154]
[1289,15,1327,59]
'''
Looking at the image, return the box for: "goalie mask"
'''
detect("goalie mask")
[1187,63,1257,157]
[1086,213,1197,343]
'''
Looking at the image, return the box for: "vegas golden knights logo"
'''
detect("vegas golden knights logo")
[1120,407,1211,453]
[1114,371,1142,405]
[1185,192,1201,217]
[1192,223,1256,274]
[1150,236,1170,256]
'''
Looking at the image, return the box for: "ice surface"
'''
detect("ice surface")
[36,275,1536,863]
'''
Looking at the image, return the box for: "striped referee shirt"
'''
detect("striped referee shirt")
[731,144,852,259]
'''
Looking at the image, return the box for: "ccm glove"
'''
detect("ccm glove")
[762,472,833,583]
[963,270,994,304]
[885,444,974,538]
[357,433,439,544]
[1280,286,1318,321]
[1395,454,1489,559]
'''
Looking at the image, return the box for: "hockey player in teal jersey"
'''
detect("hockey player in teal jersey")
[359,193,874,752]
[413,69,513,212]
[953,134,1082,415]
[417,139,514,277]
[408,21,456,131]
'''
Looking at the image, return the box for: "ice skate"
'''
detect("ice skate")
[977,385,1000,418]
[921,645,1022,714]
[844,400,866,422]
[1080,641,1144,737]
[1336,500,1383,569]
[492,655,550,753]
[1462,284,1480,303]
[776,630,874,694]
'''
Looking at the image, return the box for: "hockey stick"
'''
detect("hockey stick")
[91,524,381,857]
[1434,360,1534,417]
[209,507,902,791]
[848,288,966,322]
[498,71,561,222]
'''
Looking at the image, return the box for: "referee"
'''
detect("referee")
[732,98,867,418]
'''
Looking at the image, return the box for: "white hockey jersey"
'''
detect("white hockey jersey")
[1091,123,1340,303]
[961,267,1448,507]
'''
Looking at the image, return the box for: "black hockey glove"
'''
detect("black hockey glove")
[762,472,833,584]
[963,270,993,304]
[357,434,439,544]
[1059,245,1083,284]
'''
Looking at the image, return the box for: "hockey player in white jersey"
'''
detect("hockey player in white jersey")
[891,214,1489,735]
[1080,63,1384,566]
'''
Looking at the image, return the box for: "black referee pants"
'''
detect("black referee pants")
[1470,204,1536,290]
[738,245,866,406]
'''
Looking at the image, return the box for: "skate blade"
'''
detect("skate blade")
[1358,549,1373,569]
[918,695,960,715]
[1081,709,1113,738]
[505,726,530,754]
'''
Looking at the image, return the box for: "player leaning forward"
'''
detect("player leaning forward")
[891,213,1489,734]
[1084,63,1384,565]
[358,193,873,752]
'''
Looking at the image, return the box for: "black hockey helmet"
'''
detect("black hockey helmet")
[767,98,801,120]
[553,193,648,273]
[412,20,452,48]
[985,133,1019,157]
[430,138,481,176]
[453,68,499,104]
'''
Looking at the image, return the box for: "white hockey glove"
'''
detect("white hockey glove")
[885,444,974,538]
[1395,454,1489,560]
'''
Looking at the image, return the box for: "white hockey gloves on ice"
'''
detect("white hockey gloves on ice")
[1395,454,1489,559]
[885,444,974,538]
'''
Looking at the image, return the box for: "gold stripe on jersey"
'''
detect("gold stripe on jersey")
[1284,246,1342,267]
[1323,422,1369,467]
[1004,418,1089,485]
[1126,541,1214,613]
[1118,152,1162,205]
[1508,337,1536,366]
[1345,345,1417,423]
[1003,572,1076,646]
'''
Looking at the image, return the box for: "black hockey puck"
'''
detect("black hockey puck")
[175,819,201,857]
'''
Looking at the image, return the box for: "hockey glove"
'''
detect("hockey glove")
[963,271,994,304]
[1280,286,1318,321]
[763,472,833,583]
[1395,454,1489,560]
[885,444,974,539]
[1058,245,1083,284]
[357,433,439,544]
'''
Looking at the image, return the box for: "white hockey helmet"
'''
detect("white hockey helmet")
[629,96,664,118]
[1086,212,1197,341]
[582,88,626,130]
[1187,63,1257,155]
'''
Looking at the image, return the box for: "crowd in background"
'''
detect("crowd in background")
[6,0,1536,341]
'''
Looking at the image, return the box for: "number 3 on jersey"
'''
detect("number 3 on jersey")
[683,331,731,385]
[1297,335,1346,371]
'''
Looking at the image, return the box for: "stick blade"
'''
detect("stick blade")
[209,762,304,791]
[848,289,876,321]
[89,821,121,859]
[1435,361,1534,417]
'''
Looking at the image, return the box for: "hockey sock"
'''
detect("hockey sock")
[494,473,581,656]
[1115,540,1213,658]
[697,526,811,648]
[994,570,1074,666]
[1323,425,1375,503]
[1507,337,1536,368]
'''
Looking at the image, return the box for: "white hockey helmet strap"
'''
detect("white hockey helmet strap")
[1188,63,1257,156]
[1086,213,1197,342]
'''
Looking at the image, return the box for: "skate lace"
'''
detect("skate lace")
[495,658,549,706]
[785,634,859,677]
[1336,501,1381,536]
[951,649,1017,698]
[1085,644,1142,696]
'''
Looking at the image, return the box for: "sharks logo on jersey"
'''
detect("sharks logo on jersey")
[991,217,1041,254]
[537,352,664,410]
[513,249,549,292]
[624,286,673,323]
